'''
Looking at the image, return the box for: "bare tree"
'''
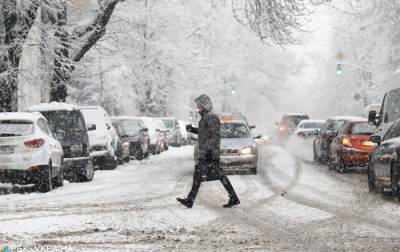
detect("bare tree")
[0,0,40,111]
[233,0,328,44]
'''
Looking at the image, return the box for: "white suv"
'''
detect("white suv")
[80,106,119,170]
[0,112,64,192]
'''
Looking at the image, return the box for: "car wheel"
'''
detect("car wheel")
[368,164,376,193]
[335,157,346,173]
[391,161,400,197]
[53,160,64,187]
[80,160,94,182]
[124,156,130,163]
[313,143,320,164]
[135,148,144,160]
[249,167,257,175]
[39,161,53,193]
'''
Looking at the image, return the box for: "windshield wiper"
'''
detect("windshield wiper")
[0,133,21,137]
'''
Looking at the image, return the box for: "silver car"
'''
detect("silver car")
[220,120,259,174]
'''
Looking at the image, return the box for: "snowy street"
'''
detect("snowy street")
[2,143,400,251]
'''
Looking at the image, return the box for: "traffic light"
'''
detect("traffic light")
[231,84,236,95]
[336,63,343,75]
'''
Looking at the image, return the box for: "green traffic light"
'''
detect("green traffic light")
[336,64,342,75]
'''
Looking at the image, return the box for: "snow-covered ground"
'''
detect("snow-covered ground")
[1,144,400,251]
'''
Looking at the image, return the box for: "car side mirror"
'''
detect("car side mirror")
[55,129,65,140]
[106,123,111,130]
[87,124,96,131]
[142,127,148,132]
[368,111,377,125]
[249,125,256,129]
[253,135,262,139]
[370,134,381,146]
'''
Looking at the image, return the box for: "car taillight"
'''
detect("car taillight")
[24,138,45,148]
[341,136,352,147]
[279,124,286,132]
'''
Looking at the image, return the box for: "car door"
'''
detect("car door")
[373,122,400,179]
[330,121,349,161]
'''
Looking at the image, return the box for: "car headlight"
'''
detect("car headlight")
[70,144,83,152]
[240,147,255,155]
[122,141,129,148]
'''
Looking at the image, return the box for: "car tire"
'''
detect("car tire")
[391,161,400,197]
[135,148,144,160]
[39,161,53,193]
[124,156,130,163]
[368,164,376,193]
[80,160,94,182]
[53,161,64,187]
[335,157,346,173]
[313,143,320,164]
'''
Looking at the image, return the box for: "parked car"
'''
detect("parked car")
[111,116,149,160]
[219,117,261,174]
[112,121,130,164]
[276,114,309,138]
[27,102,94,182]
[329,118,376,173]
[140,117,168,154]
[369,87,400,137]
[0,112,64,192]
[80,106,118,170]
[294,119,325,138]
[368,118,400,196]
[160,117,182,147]
[313,117,350,164]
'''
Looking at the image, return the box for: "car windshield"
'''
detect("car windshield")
[0,120,34,137]
[299,122,324,129]
[162,119,174,129]
[40,111,84,132]
[350,122,376,135]
[221,123,251,138]
[282,115,309,127]
[120,120,140,136]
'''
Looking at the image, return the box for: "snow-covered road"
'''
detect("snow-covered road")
[1,143,400,251]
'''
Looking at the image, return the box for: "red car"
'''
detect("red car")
[329,118,376,173]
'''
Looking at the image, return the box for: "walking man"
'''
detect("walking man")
[176,94,240,208]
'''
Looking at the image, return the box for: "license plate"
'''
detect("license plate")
[0,146,15,154]
[363,141,374,146]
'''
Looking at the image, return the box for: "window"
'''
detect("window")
[385,89,400,123]
[221,123,250,138]
[383,121,400,141]
[350,122,376,135]
[37,119,51,136]
[0,120,34,137]
[121,120,140,136]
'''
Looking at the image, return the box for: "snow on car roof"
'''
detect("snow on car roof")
[139,117,167,130]
[111,116,140,121]
[26,102,79,112]
[0,112,44,122]
[299,119,325,123]
[330,116,366,121]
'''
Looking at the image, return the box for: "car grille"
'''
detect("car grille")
[220,149,239,156]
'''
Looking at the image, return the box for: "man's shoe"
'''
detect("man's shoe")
[176,197,193,208]
[223,198,240,208]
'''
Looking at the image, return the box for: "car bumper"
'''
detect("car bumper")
[220,154,258,171]
[63,157,90,176]
[340,148,370,166]
[0,166,48,184]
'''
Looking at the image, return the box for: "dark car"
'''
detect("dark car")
[26,103,94,182]
[329,118,376,173]
[111,117,150,160]
[368,118,400,196]
[276,114,309,138]
[313,117,349,164]
[112,121,130,164]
